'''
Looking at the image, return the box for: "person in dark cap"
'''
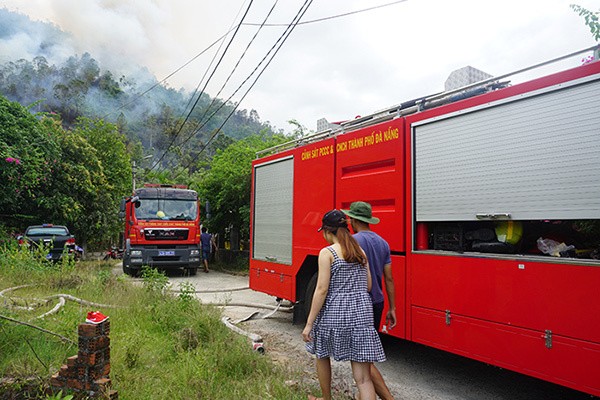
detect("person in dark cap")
[303,209,385,400]
[342,201,396,400]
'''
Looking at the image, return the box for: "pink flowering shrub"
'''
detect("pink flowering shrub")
[581,55,595,65]
[5,157,21,165]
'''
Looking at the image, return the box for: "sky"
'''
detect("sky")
[1,0,598,132]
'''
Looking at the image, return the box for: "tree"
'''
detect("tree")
[38,122,111,247]
[0,96,61,224]
[198,131,288,249]
[0,94,132,248]
[571,4,600,41]
[287,119,311,139]
[73,117,131,197]
[72,117,132,246]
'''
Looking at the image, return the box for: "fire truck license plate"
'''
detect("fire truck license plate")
[158,250,175,256]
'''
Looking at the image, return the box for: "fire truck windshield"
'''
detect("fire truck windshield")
[134,199,197,221]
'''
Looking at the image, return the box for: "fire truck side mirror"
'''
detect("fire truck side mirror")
[119,198,126,219]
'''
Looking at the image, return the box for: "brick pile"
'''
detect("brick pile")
[50,319,118,399]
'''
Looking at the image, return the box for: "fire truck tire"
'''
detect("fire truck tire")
[122,262,140,277]
[304,273,318,320]
[122,263,131,275]
[186,267,197,276]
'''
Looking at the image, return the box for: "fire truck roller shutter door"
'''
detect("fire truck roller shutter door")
[414,76,600,222]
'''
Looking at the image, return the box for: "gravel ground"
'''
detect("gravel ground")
[121,266,596,400]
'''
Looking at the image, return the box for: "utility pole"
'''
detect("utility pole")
[132,155,152,191]
[132,160,137,191]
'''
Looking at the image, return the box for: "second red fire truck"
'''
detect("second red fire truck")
[120,184,202,276]
[249,47,600,396]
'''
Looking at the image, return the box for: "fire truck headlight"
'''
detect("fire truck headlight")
[131,250,142,257]
[190,249,200,256]
[190,257,200,262]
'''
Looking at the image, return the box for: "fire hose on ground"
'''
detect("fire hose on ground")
[2,283,291,352]
[170,285,296,353]
[219,298,288,354]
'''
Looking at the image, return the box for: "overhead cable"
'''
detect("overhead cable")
[242,0,408,26]
[157,0,282,164]
[183,0,281,138]
[175,0,315,175]
[102,1,408,122]
[150,0,256,171]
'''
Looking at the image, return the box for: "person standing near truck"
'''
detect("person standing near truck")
[303,209,386,400]
[342,201,396,400]
[200,227,212,273]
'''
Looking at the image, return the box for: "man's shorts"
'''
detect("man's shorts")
[202,250,210,261]
[373,301,384,331]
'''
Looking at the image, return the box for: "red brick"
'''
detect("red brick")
[79,351,97,365]
[58,365,73,378]
[76,365,88,378]
[50,373,65,387]
[100,320,110,335]
[97,336,110,349]
[78,337,89,351]
[67,355,78,367]
[67,378,84,390]
[89,364,108,380]
[78,323,102,337]
[79,337,108,352]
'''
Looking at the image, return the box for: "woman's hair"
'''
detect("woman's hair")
[323,225,366,266]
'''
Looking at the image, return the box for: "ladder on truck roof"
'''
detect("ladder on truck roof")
[257,45,599,158]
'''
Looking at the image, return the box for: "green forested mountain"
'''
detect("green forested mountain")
[0,52,276,170]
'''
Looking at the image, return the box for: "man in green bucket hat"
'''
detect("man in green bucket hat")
[342,201,396,400]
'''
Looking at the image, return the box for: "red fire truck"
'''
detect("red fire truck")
[120,184,202,276]
[249,48,600,396]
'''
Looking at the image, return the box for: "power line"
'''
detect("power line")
[175,1,254,138]
[103,1,408,122]
[100,28,235,120]
[149,0,256,171]
[242,0,408,27]
[155,0,282,171]
[156,0,408,171]
[176,0,315,175]
[111,0,402,176]
[187,0,280,133]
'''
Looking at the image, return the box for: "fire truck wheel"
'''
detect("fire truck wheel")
[304,273,318,321]
[186,267,197,276]
[123,263,140,277]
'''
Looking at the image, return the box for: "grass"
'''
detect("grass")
[0,243,315,399]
